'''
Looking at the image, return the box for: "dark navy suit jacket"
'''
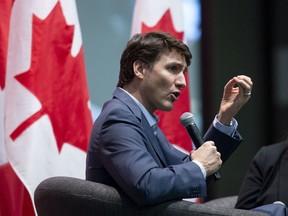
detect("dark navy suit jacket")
[86,88,243,206]
[236,142,288,209]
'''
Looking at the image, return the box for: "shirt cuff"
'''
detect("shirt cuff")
[213,115,238,136]
[192,160,206,179]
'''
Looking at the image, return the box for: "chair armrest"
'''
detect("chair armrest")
[204,195,238,208]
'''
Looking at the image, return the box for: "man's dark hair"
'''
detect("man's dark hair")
[117,31,192,87]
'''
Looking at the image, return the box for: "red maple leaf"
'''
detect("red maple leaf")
[141,9,192,152]
[142,9,184,40]
[10,2,92,153]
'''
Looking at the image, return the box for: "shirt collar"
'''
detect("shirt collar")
[119,87,159,128]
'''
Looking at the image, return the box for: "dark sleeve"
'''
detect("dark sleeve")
[235,147,266,209]
[203,124,243,162]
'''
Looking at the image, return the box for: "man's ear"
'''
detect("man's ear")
[133,60,145,79]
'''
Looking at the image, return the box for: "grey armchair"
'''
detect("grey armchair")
[34,176,269,216]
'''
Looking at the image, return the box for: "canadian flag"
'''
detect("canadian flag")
[131,0,193,153]
[0,0,93,215]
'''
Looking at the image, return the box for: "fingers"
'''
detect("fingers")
[224,75,253,99]
[191,141,222,176]
[235,75,253,84]
[234,75,253,97]
[205,140,215,146]
[203,142,221,161]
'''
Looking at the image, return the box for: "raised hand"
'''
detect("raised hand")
[217,75,253,125]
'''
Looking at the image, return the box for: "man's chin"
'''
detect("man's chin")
[160,104,174,112]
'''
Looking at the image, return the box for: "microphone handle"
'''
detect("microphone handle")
[186,124,221,181]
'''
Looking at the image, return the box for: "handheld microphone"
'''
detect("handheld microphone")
[180,112,221,181]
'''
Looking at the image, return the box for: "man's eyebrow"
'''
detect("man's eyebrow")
[167,62,185,67]
[167,62,188,71]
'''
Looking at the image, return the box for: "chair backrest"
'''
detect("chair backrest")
[34,176,269,216]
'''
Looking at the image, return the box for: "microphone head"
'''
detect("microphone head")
[180,112,195,127]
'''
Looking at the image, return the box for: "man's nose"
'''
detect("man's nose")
[176,73,186,89]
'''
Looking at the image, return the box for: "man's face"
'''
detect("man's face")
[139,50,188,113]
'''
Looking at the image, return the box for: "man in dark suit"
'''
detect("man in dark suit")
[236,141,288,209]
[86,31,253,206]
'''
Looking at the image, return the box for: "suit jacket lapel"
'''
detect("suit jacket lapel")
[113,88,168,167]
[140,114,168,167]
